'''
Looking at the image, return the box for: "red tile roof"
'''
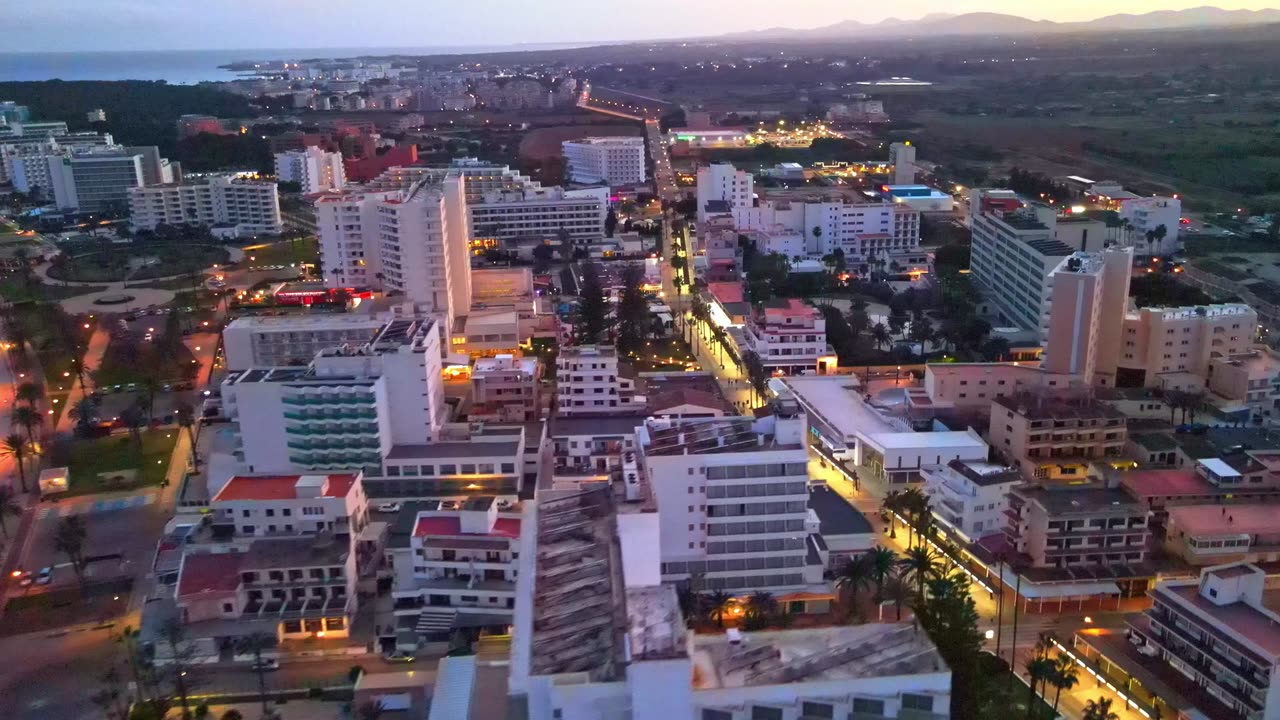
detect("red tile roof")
[1118,469,1212,499]
[413,516,522,539]
[708,282,745,304]
[212,474,358,502]
[177,552,243,598]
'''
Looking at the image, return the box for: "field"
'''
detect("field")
[47,243,228,283]
[64,429,180,495]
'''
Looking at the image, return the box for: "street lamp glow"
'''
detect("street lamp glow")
[985,630,995,640]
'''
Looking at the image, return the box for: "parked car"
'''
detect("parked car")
[35,567,53,585]
[250,658,280,671]
[377,502,403,513]
[382,651,415,664]
[16,571,33,588]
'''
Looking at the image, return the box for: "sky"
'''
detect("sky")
[5,0,1279,52]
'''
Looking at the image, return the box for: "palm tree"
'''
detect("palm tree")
[704,590,733,628]
[882,490,904,538]
[11,405,41,445]
[0,484,20,536]
[899,546,940,599]
[1082,698,1119,720]
[881,570,911,621]
[120,404,147,454]
[1050,652,1081,716]
[834,555,874,620]
[55,515,89,594]
[743,591,778,630]
[1,434,31,493]
[176,401,197,463]
[870,322,892,351]
[898,487,928,546]
[1024,655,1055,719]
[15,382,42,408]
[866,546,898,599]
[139,376,162,421]
[69,396,98,437]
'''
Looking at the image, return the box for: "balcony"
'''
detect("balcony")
[1147,610,1269,691]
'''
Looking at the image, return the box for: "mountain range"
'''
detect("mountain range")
[715,6,1280,40]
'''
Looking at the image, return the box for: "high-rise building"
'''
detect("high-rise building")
[554,345,645,417]
[125,145,177,185]
[0,101,31,124]
[696,163,754,222]
[889,141,917,185]
[635,411,825,594]
[222,314,391,370]
[46,149,144,214]
[275,146,346,194]
[562,136,646,186]
[1039,247,1134,386]
[1119,303,1257,388]
[128,175,282,238]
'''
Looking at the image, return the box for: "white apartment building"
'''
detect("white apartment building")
[8,144,61,194]
[0,120,69,139]
[697,163,754,222]
[636,412,825,594]
[222,314,391,370]
[562,136,646,186]
[555,345,645,416]
[508,484,953,720]
[174,472,372,642]
[921,459,1022,542]
[889,141,917,185]
[741,298,833,375]
[733,198,920,261]
[1120,195,1182,255]
[1135,563,1280,720]
[221,318,446,476]
[1119,303,1257,387]
[129,175,283,238]
[275,146,346,194]
[388,496,521,637]
[468,185,609,241]
[46,149,144,213]
[471,354,541,422]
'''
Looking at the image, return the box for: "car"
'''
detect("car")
[250,658,280,671]
[382,651,415,664]
[377,502,402,513]
[16,571,33,587]
[35,567,53,585]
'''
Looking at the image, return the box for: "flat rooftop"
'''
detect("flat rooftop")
[808,485,873,536]
[944,459,1022,487]
[690,623,947,689]
[625,585,688,662]
[863,429,984,451]
[1015,485,1143,515]
[212,474,357,503]
[781,375,899,441]
[1168,503,1275,536]
[225,314,387,330]
[1155,580,1280,660]
[385,441,521,460]
[1117,469,1214,499]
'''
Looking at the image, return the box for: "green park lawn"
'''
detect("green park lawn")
[65,430,180,496]
[242,236,319,268]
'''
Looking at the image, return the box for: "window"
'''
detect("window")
[701,711,732,720]
[241,525,254,533]
[751,707,783,720]
[440,464,457,475]
[222,602,233,613]
[265,509,275,517]
[801,702,833,718]
[901,694,934,712]
[852,698,885,715]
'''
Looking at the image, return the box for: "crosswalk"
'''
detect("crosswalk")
[37,492,156,520]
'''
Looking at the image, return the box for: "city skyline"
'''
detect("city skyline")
[5,0,1280,52]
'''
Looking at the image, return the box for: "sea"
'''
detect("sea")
[0,45,590,84]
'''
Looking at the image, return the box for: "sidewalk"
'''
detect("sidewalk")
[53,326,110,435]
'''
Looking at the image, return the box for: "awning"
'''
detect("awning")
[1016,580,1122,599]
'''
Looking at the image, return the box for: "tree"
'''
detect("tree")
[176,401,197,464]
[1,434,32,494]
[914,573,984,718]
[604,208,618,238]
[558,226,574,261]
[0,485,20,537]
[870,322,892,351]
[235,632,276,718]
[11,405,42,445]
[908,317,935,359]
[882,570,911,621]
[899,545,941,599]
[15,382,43,408]
[161,619,197,719]
[531,243,555,273]
[616,263,650,356]
[742,591,778,631]
[811,225,823,251]
[573,263,611,345]
[742,350,769,405]
[1082,698,1119,720]
[139,376,162,422]
[703,590,733,628]
[1049,652,1080,716]
[121,403,147,454]
[866,545,898,600]
[55,515,89,595]
[834,554,874,620]
[1024,654,1055,719]
[70,396,99,437]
